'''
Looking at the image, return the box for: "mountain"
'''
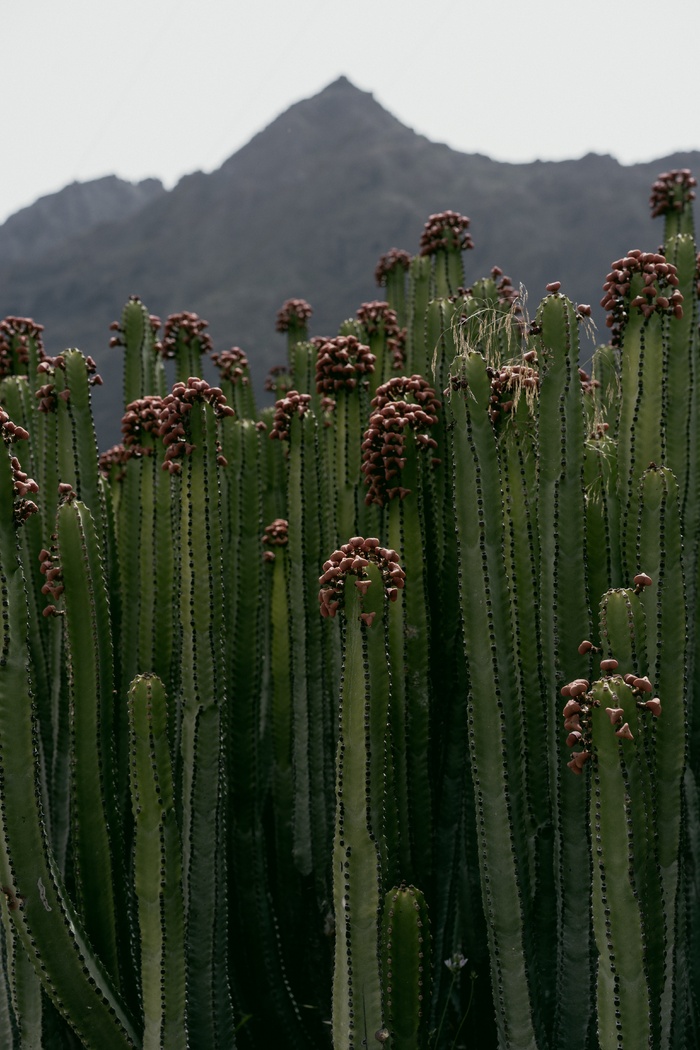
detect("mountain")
[0,75,697,449]
[0,175,165,266]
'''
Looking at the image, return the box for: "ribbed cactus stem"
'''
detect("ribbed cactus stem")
[356,301,405,393]
[404,256,432,377]
[55,496,120,983]
[424,297,464,398]
[276,298,313,361]
[375,249,411,330]
[636,466,687,1046]
[128,674,187,1049]
[158,312,212,384]
[321,542,404,1048]
[161,379,236,1043]
[583,676,653,1049]
[418,211,472,299]
[534,289,593,1044]
[286,409,333,878]
[380,883,431,1049]
[212,347,257,419]
[315,337,375,539]
[448,353,539,1048]
[266,518,295,874]
[0,316,45,392]
[584,430,622,606]
[661,235,697,521]
[650,169,697,241]
[11,935,42,1046]
[562,646,667,1050]
[361,376,441,885]
[110,295,165,406]
[0,425,138,1048]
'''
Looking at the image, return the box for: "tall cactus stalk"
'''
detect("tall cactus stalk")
[320,539,405,1048]
[128,674,187,1049]
[0,412,138,1049]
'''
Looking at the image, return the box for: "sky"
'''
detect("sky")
[3,0,700,227]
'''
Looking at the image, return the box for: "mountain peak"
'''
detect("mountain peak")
[218,76,412,178]
[321,74,359,92]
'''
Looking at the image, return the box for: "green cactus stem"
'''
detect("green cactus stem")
[355,301,406,392]
[270,396,334,882]
[374,249,411,330]
[361,376,441,887]
[595,590,664,1032]
[315,337,375,540]
[650,169,697,241]
[116,395,176,701]
[263,518,295,879]
[320,538,405,1049]
[264,364,295,402]
[109,296,165,406]
[583,423,622,608]
[159,377,236,1044]
[418,210,473,300]
[0,317,46,390]
[288,409,335,883]
[276,298,313,353]
[128,674,187,1050]
[636,466,687,1046]
[212,346,257,420]
[404,255,432,378]
[156,311,212,384]
[54,495,121,985]
[276,298,314,396]
[0,415,138,1048]
[447,352,540,1049]
[601,250,684,576]
[563,660,664,1050]
[534,287,593,1045]
[380,883,431,1050]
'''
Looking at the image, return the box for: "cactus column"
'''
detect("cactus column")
[320,538,405,1049]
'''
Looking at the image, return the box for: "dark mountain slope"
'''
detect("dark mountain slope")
[0,175,165,266]
[0,76,697,447]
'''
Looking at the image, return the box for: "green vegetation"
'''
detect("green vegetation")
[0,168,698,1048]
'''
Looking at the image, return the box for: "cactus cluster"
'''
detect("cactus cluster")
[0,173,698,1050]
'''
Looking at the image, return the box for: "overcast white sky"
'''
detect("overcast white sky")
[3,0,700,227]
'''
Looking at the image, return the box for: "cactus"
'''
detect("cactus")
[128,674,186,1048]
[0,167,697,1049]
[381,883,431,1049]
[319,539,404,1048]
